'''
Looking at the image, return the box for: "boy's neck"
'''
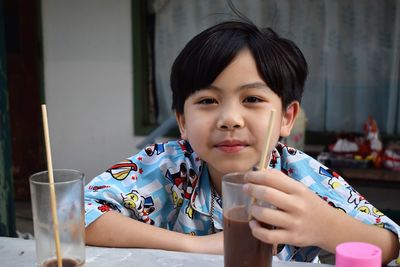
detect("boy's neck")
[207,166,222,195]
[212,179,222,196]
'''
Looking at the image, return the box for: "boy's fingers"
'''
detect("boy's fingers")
[245,169,301,194]
[249,220,291,245]
[273,243,278,255]
[243,183,294,211]
[249,221,282,256]
[250,204,291,229]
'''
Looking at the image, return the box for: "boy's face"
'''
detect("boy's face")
[176,48,299,186]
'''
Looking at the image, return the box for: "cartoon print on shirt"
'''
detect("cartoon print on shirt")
[373,207,384,217]
[88,185,110,192]
[185,187,198,219]
[319,166,343,189]
[185,168,199,219]
[107,159,138,181]
[276,143,298,156]
[172,190,184,208]
[164,162,199,217]
[216,195,222,208]
[95,199,121,213]
[165,163,187,208]
[145,143,166,157]
[319,166,366,207]
[358,205,386,228]
[329,180,341,189]
[121,190,155,225]
[186,205,194,219]
[357,205,371,214]
[269,150,279,168]
[185,169,198,200]
[287,146,298,156]
[347,188,365,206]
[177,139,194,157]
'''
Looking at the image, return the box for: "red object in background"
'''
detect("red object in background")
[357,141,372,159]
[383,147,400,171]
[363,116,378,136]
[372,151,384,169]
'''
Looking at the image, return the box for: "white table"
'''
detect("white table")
[0,237,333,267]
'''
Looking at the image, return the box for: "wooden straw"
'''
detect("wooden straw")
[248,109,276,220]
[41,104,63,267]
[258,109,276,171]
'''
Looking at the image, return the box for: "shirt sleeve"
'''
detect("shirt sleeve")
[311,165,400,266]
[84,141,180,228]
[279,145,400,264]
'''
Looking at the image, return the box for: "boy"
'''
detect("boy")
[84,20,400,264]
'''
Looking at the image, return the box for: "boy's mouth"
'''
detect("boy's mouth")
[214,140,248,153]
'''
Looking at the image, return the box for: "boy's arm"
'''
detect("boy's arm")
[319,205,399,264]
[244,169,400,265]
[85,210,223,255]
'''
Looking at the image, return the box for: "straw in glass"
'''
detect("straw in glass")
[41,104,63,267]
[248,108,276,220]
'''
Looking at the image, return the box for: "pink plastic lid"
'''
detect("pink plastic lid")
[336,242,382,267]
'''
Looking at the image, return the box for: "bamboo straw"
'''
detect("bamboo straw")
[41,104,63,267]
[258,109,276,171]
[248,109,276,220]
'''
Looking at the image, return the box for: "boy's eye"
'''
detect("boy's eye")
[244,96,262,103]
[197,98,217,105]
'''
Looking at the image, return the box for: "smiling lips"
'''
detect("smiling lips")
[215,140,248,153]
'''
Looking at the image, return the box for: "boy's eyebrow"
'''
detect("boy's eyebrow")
[238,82,270,90]
[207,82,270,91]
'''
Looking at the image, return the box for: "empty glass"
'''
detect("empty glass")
[30,169,85,267]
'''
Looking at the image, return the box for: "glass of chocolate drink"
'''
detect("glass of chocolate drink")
[30,169,85,267]
[222,172,272,267]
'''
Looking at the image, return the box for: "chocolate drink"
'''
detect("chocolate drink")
[42,258,80,267]
[224,206,272,267]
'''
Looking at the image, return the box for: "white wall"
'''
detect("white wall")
[41,0,143,181]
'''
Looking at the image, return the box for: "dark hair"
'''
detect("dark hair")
[170,20,308,114]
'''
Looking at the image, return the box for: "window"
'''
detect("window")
[132,0,157,135]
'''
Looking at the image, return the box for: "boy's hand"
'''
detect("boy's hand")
[243,169,400,264]
[243,169,333,249]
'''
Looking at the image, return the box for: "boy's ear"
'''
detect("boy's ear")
[175,111,188,140]
[280,101,300,137]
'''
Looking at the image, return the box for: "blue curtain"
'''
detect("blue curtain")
[153,0,400,134]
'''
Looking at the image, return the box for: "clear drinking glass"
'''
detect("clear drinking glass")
[222,172,272,267]
[30,169,85,267]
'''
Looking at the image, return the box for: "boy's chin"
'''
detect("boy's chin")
[217,162,256,175]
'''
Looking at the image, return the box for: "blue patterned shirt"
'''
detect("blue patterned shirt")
[84,140,400,265]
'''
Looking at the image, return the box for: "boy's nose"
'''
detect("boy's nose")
[217,108,244,130]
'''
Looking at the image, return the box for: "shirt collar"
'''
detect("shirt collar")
[191,162,213,216]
